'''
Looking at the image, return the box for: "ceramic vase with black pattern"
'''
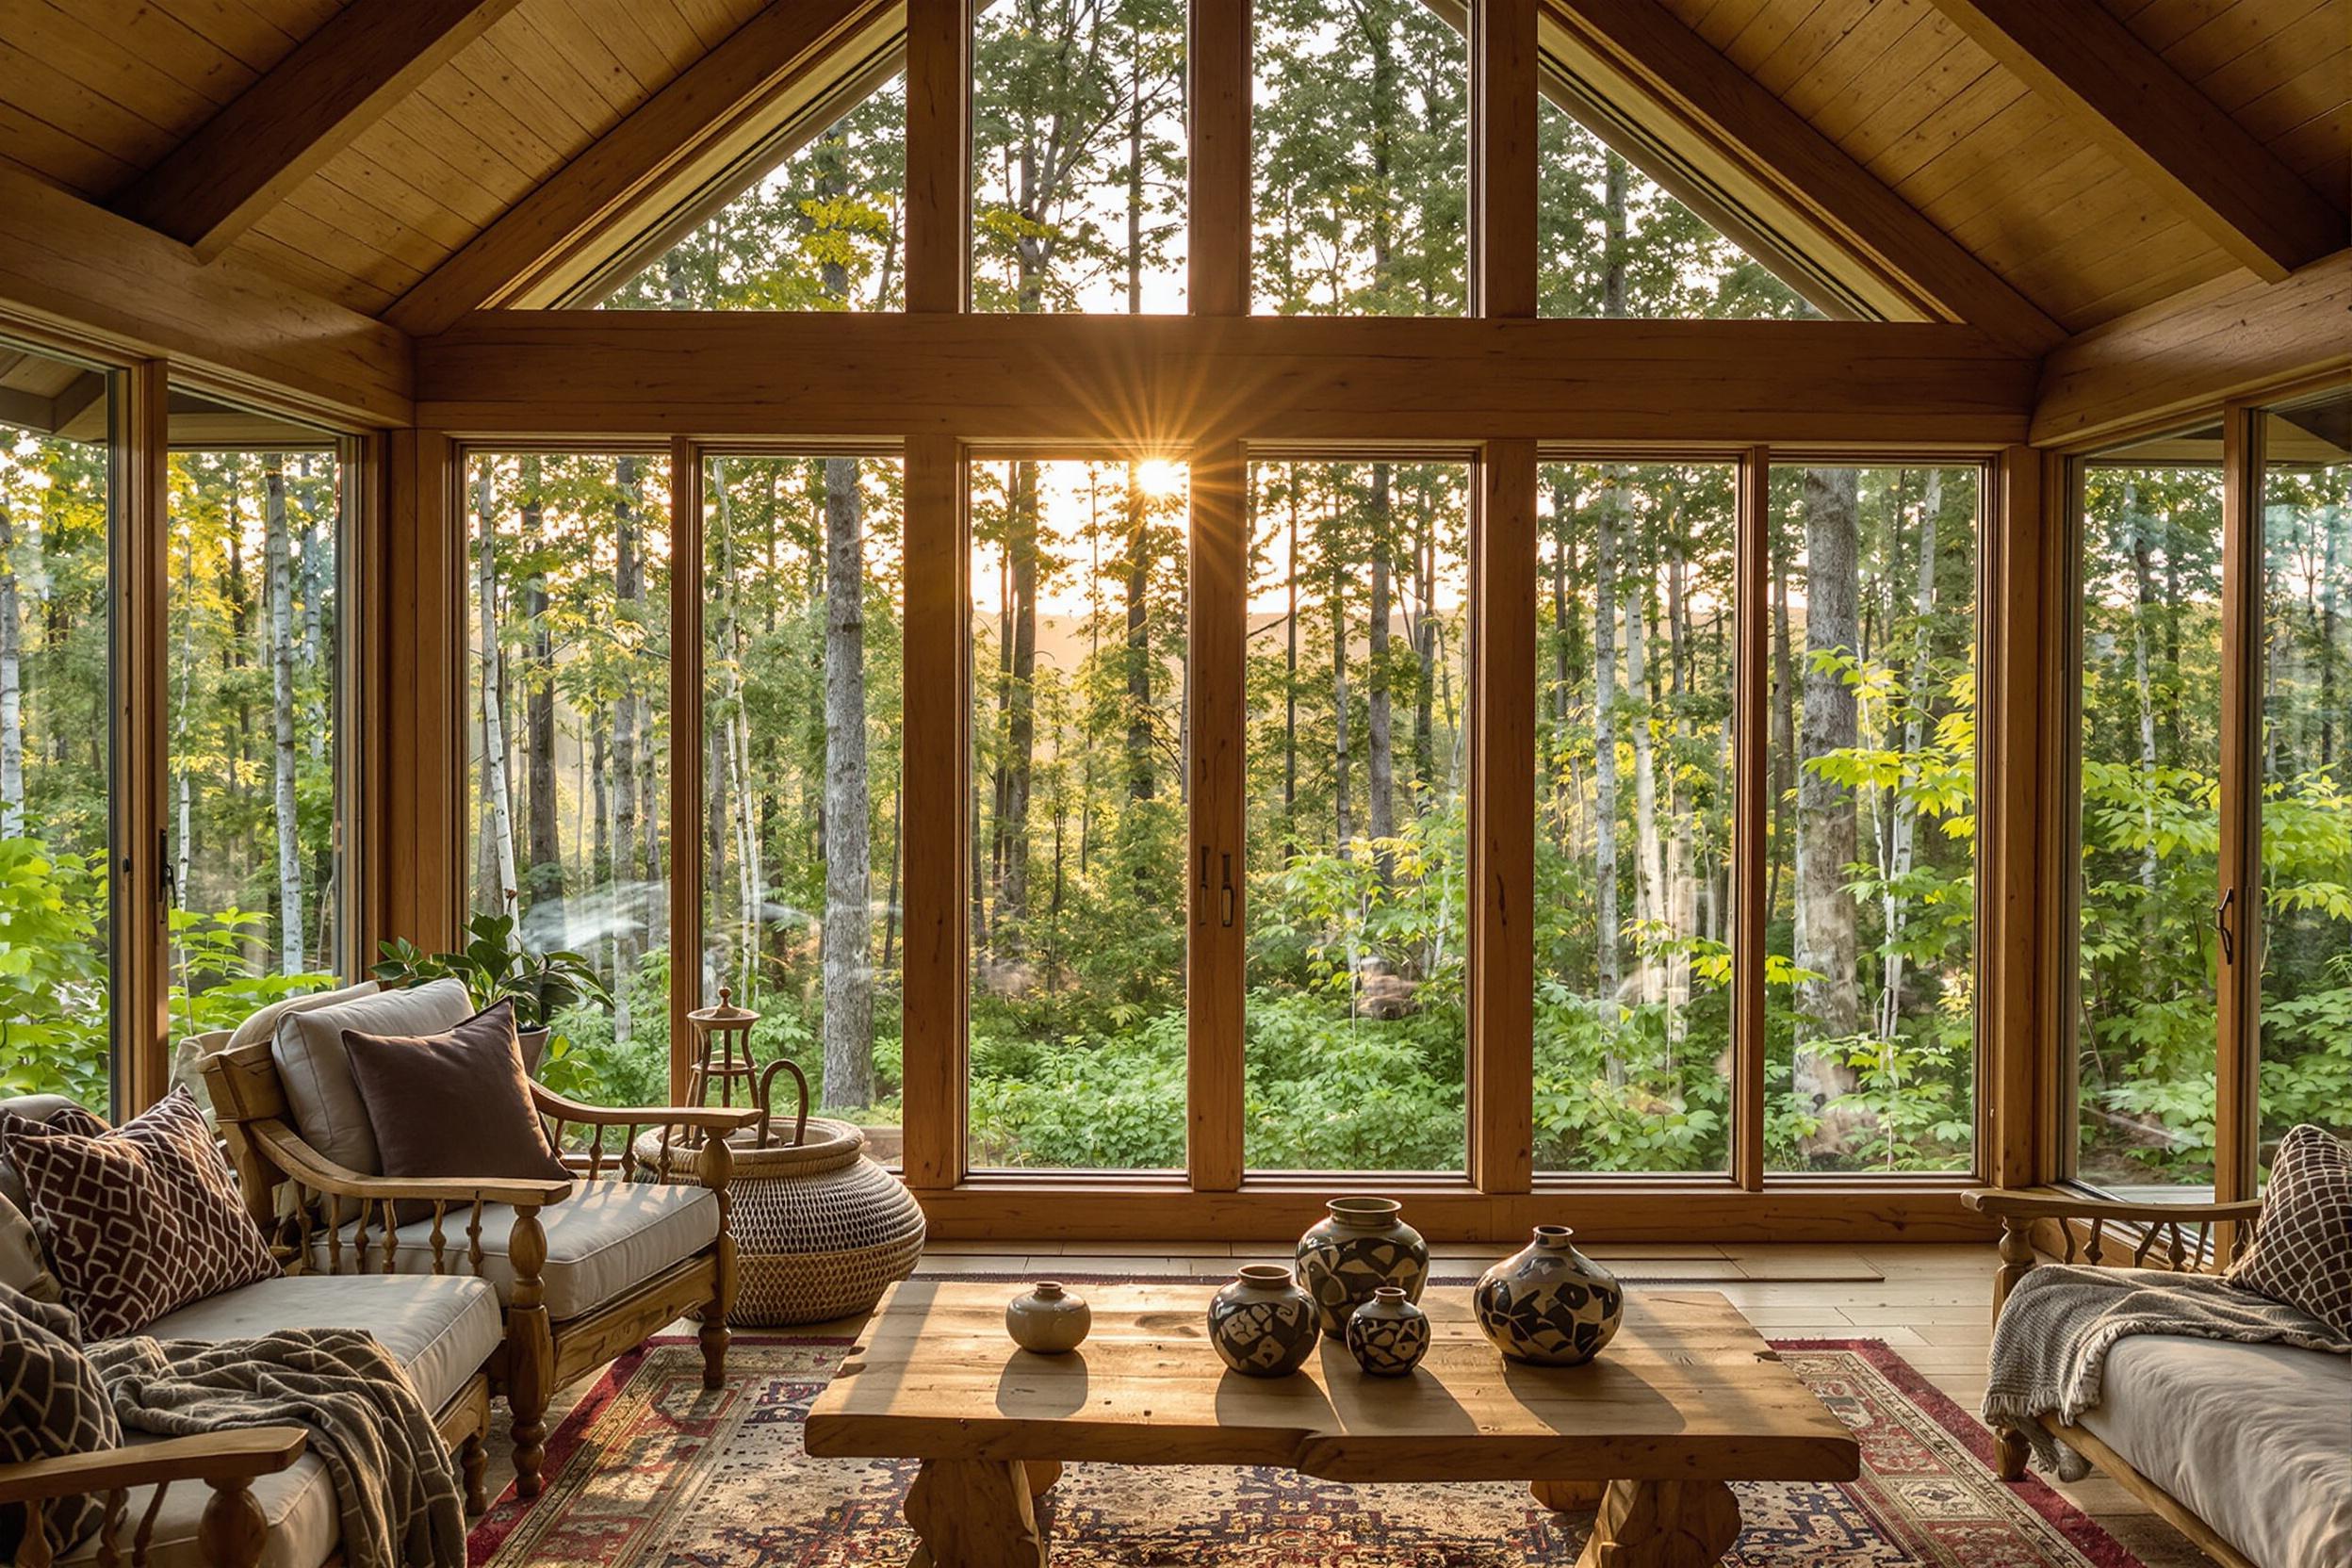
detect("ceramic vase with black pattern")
[1296,1196,1429,1335]
[1208,1265,1321,1377]
[1474,1225,1623,1366]
[1345,1285,1431,1377]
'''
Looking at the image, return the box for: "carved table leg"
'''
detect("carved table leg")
[1573,1478,1739,1568]
[1994,1427,2030,1481]
[904,1459,1048,1568]
[1530,1478,1607,1511]
[1024,1460,1063,1496]
[461,1431,490,1515]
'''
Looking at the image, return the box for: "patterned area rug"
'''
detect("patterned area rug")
[469,1335,2143,1567]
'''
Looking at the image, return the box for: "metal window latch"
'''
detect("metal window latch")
[157,830,175,905]
[1198,846,1210,926]
[1220,853,1235,928]
[2215,888,2235,964]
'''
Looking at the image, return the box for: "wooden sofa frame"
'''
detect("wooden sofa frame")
[1964,1187,2263,1568]
[0,1368,493,1568]
[200,1041,756,1498]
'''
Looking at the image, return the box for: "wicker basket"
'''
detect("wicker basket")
[634,1116,926,1327]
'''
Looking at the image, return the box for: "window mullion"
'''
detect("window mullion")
[2215,404,2265,1208]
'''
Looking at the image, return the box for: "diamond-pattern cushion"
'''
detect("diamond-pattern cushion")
[2228,1123,2352,1336]
[0,1280,121,1560]
[0,1088,279,1340]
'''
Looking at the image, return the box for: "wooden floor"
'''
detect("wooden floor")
[491,1241,2215,1567]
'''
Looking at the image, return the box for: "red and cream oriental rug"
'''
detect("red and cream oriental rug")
[468,1336,2146,1567]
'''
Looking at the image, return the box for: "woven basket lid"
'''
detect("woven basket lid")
[632,1116,867,1179]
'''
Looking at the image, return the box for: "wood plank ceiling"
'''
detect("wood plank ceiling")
[0,0,2343,338]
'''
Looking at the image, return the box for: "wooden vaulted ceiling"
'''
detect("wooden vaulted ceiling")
[0,0,2343,347]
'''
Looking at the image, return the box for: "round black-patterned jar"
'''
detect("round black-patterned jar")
[1208,1265,1321,1377]
[1345,1286,1431,1377]
[1474,1225,1624,1366]
[1296,1196,1429,1335]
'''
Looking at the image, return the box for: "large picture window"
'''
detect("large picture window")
[465,450,673,1105]
[166,392,349,1038]
[1244,458,1469,1172]
[1767,465,1980,1175]
[968,458,1189,1168]
[1534,462,1735,1174]
[0,342,113,1107]
[2257,390,2352,1165]
[2073,434,2224,1192]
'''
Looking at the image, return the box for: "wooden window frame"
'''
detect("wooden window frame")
[2049,373,2352,1209]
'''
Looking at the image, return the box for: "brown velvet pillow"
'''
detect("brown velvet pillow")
[341,1001,571,1208]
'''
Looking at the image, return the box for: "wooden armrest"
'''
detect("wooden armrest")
[1964,1188,2262,1224]
[0,1429,308,1505]
[528,1087,760,1133]
[252,1119,574,1208]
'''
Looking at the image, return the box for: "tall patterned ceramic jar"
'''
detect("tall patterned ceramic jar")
[1474,1225,1624,1366]
[1208,1265,1321,1377]
[1296,1196,1429,1335]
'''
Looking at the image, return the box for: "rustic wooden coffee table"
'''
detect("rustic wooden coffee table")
[805,1280,1858,1567]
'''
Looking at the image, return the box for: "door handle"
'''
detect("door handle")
[2215,888,2235,964]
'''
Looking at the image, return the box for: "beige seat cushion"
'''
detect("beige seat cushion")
[140,1273,502,1416]
[58,1273,500,1568]
[60,1446,337,1568]
[316,1181,719,1322]
[270,980,473,1176]
[2076,1334,2352,1568]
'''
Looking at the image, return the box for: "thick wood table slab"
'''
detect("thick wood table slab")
[806,1281,1858,1568]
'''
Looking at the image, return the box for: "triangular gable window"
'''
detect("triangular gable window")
[1539,98,1812,319]
[596,71,906,312]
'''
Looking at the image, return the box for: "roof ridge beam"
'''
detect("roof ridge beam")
[113,0,526,261]
[1929,0,2344,285]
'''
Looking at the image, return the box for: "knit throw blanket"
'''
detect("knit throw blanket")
[1983,1264,2352,1481]
[88,1328,466,1568]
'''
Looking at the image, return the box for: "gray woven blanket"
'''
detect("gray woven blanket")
[88,1328,465,1568]
[1983,1264,2352,1480]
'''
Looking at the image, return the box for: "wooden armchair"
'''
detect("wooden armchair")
[1962,1187,2262,1568]
[200,1043,758,1497]
[1,1427,307,1568]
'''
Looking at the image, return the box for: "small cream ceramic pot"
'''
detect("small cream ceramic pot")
[1005,1281,1091,1353]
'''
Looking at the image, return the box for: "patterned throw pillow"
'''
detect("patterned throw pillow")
[0,1086,279,1340]
[2228,1123,2352,1336]
[0,1280,121,1560]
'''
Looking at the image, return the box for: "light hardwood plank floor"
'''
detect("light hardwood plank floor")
[485,1242,2215,1567]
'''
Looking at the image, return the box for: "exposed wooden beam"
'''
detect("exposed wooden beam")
[386,0,900,336]
[1929,0,2343,285]
[1187,0,1251,316]
[0,166,412,427]
[416,312,2034,444]
[112,0,525,261]
[1540,0,2066,354]
[2033,249,2352,449]
[905,0,970,314]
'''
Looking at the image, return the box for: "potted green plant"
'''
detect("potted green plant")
[372,909,611,1073]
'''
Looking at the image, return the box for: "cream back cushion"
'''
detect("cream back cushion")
[226,979,383,1053]
[270,980,475,1175]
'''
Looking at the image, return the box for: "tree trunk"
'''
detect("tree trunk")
[264,458,305,973]
[521,457,563,941]
[1794,467,1863,1158]
[1593,484,1621,1008]
[0,496,21,839]
[1881,469,1939,1040]
[1366,463,1396,878]
[821,455,875,1108]
[474,469,520,908]
[1623,491,1664,1008]
[1124,465,1154,800]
